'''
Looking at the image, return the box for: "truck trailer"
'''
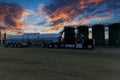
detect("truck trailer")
[4,27,95,49]
[5,33,40,47]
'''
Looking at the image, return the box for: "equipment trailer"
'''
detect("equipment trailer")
[4,27,94,49]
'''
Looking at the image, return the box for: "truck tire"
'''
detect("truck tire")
[10,44,14,48]
[48,44,52,48]
[14,44,17,48]
[87,45,93,50]
[18,44,21,48]
[4,44,8,48]
[41,44,44,48]
[54,44,58,48]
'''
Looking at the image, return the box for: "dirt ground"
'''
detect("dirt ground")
[0,47,120,80]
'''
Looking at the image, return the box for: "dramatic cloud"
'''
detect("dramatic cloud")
[0,2,31,34]
[38,0,120,32]
[0,0,120,34]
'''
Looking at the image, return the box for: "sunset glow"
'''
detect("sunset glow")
[0,0,120,34]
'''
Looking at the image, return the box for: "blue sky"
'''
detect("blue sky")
[0,0,49,10]
[0,0,120,34]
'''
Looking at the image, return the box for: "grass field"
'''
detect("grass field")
[0,47,120,80]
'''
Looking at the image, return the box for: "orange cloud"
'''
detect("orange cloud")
[0,2,31,34]
[40,0,116,33]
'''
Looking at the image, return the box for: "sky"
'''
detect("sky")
[0,0,120,35]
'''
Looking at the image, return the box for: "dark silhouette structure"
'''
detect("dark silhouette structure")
[109,23,120,46]
[92,24,105,46]
[64,27,75,44]
[77,25,88,39]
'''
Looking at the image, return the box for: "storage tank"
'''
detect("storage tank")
[7,33,40,42]
[7,35,23,41]
[92,24,105,46]
[23,33,40,42]
[40,33,61,42]
[109,23,120,46]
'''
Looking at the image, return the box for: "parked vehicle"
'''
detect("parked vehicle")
[4,27,94,49]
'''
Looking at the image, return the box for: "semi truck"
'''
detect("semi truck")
[4,27,95,49]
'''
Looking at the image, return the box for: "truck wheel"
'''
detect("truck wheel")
[4,44,8,48]
[14,44,17,48]
[87,45,93,50]
[18,44,21,48]
[10,44,14,48]
[54,44,58,48]
[41,44,44,48]
[48,44,52,48]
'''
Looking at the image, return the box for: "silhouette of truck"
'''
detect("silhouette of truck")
[4,27,94,49]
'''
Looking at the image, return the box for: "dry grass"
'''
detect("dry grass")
[0,47,120,80]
